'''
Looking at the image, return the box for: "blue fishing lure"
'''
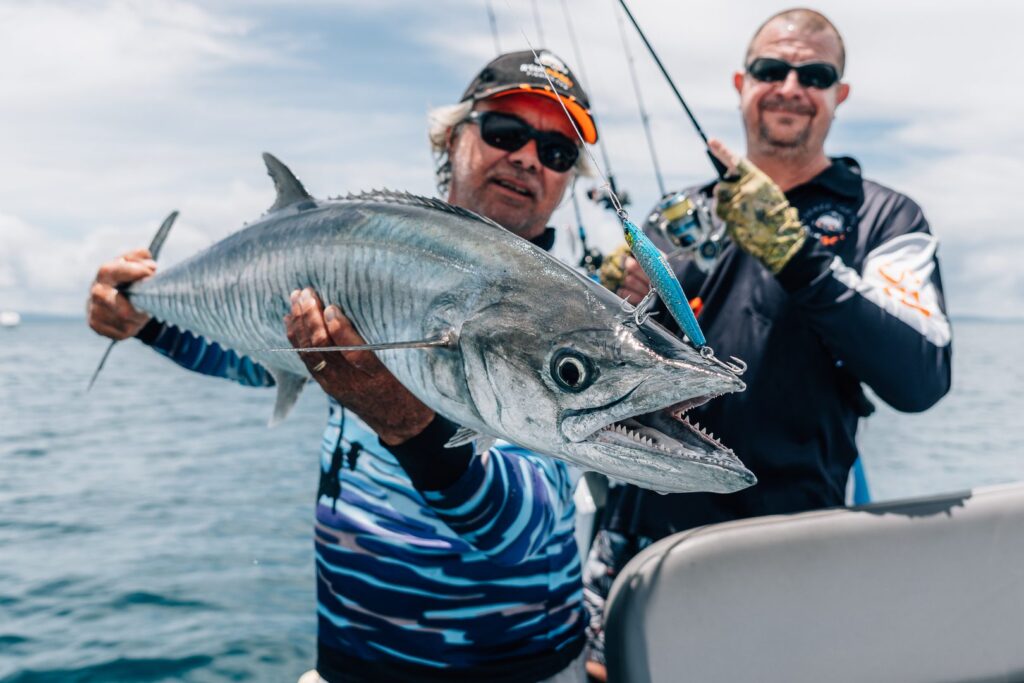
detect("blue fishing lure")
[622,218,706,348]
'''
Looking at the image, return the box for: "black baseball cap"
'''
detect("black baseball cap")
[460,49,598,144]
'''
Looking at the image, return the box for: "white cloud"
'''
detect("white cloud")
[1,0,1022,318]
[0,1,274,106]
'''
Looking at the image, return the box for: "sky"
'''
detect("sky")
[1,0,1022,318]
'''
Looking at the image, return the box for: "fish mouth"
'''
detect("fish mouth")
[564,383,756,494]
[593,393,730,456]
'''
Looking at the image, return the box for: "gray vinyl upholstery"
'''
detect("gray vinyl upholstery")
[603,483,1024,683]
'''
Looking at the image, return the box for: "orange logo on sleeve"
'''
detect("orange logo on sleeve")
[878,264,932,317]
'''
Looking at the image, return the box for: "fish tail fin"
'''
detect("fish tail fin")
[86,210,179,392]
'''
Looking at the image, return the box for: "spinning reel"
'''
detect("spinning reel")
[647,192,723,273]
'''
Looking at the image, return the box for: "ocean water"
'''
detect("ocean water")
[2,318,1023,681]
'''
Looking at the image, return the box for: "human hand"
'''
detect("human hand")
[599,244,651,305]
[284,288,435,446]
[87,249,156,340]
[586,660,608,682]
[708,138,807,274]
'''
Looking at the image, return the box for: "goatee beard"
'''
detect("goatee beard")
[756,96,815,156]
[757,121,811,156]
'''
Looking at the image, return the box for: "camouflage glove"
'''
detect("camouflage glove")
[599,243,632,292]
[714,159,808,274]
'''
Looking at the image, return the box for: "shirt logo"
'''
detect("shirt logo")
[803,204,856,248]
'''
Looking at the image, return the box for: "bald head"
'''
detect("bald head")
[746,8,845,75]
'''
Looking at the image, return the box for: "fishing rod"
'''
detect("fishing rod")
[485,0,501,53]
[615,0,728,178]
[570,179,602,274]
[530,0,546,46]
[612,0,666,197]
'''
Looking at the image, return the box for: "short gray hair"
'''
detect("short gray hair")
[746,8,846,75]
[427,101,596,197]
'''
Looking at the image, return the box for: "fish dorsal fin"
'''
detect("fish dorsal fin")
[263,152,312,212]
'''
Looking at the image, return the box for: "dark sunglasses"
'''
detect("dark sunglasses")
[463,110,579,173]
[746,57,840,89]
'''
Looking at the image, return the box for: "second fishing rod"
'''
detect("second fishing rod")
[615,0,729,179]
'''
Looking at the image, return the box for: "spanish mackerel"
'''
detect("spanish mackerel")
[125,154,755,494]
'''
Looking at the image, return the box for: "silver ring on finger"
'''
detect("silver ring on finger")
[311,360,327,373]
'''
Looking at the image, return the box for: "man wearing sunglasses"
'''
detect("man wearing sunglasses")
[587,8,952,679]
[87,51,596,683]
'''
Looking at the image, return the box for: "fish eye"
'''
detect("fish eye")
[550,350,595,392]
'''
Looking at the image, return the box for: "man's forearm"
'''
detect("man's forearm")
[382,414,474,491]
[135,318,275,388]
[777,235,952,412]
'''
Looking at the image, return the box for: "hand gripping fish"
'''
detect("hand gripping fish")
[108,154,756,495]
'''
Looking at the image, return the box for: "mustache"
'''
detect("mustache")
[759,97,816,116]
[489,165,540,192]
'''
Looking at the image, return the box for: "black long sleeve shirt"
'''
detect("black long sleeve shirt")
[605,157,953,539]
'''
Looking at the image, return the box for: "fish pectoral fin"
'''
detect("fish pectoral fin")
[268,370,307,427]
[445,427,497,455]
[445,427,480,448]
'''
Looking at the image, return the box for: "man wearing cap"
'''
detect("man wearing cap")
[86,50,597,683]
[585,8,952,679]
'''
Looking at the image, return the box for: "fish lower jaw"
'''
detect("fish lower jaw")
[597,415,728,455]
[591,393,731,455]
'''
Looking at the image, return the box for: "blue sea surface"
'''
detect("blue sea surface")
[1,320,324,681]
[2,318,1023,681]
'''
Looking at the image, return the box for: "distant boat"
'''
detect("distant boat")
[0,311,21,328]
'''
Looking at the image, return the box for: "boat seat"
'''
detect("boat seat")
[604,483,1024,683]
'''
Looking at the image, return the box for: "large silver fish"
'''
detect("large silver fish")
[124,154,756,494]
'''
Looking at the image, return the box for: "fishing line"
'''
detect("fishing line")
[557,0,631,272]
[497,1,617,212]
[557,0,631,217]
[505,8,744,373]
[558,0,615,183]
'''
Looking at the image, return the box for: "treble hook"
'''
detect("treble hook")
[632,288,658,326]
[700,345,747,376]
[619,288,658,326]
